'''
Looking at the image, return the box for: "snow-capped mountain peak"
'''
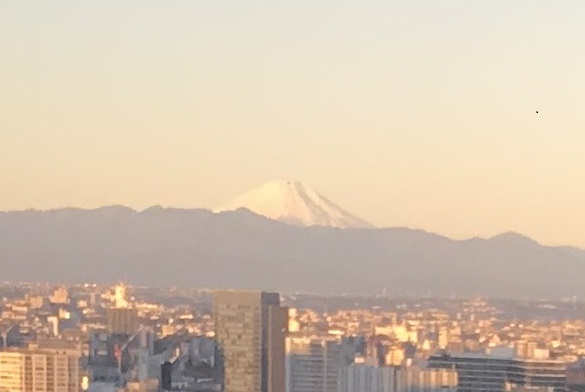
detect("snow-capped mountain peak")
[216,180,373,228]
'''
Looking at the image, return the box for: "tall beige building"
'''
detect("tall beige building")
[214,290,288,392]
[0,348,80,392]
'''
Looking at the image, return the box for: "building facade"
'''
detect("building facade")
[213,290,288,392]
[286,337,342,392]
[0,348,80,392]
[428,351,565,392]
[338,364,458,392]
[106,308,139,335]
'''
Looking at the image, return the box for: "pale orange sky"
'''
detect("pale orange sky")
[1,1,585,247]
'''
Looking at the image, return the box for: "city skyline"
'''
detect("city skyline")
[2,1,585,247]
[2,281,585,392]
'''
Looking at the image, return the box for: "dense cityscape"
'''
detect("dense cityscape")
[1,282,585,392]
[3,3,585,392]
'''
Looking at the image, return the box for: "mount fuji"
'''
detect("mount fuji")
[216,180,373,229]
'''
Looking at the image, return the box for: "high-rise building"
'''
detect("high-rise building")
[428,349,566,392]
[0,348,80,392]
[338,364,457,392]
[106,282,138,335]
[107,307,139,335]
[213,290,288,392]
[114,283,129,309]
[161,361,173,391]
[285,336,343,392]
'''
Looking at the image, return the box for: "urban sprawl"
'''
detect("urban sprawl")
[1,283,585,392]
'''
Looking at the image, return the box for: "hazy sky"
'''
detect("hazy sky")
[2,1,585,247]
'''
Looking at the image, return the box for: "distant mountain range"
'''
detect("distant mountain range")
[1,205,584,299]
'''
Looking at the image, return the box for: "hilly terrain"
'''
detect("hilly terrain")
[0,206,584,299]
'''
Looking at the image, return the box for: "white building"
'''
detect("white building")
[286,336,344,392]
[338,364,457,392]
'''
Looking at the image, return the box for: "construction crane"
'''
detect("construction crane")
[113,325,149,375]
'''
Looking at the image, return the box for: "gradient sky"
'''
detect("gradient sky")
[2,1,585,247]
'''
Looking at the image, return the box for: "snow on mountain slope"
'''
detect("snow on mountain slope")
[216,180,373,228]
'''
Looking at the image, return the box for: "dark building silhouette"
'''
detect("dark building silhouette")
[161,361,172,391]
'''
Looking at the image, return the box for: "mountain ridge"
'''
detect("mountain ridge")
[0,204,577,247]
[0,206,584,298]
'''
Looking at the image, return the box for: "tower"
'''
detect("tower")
[213,290,288,392]
[114,283,129,309]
